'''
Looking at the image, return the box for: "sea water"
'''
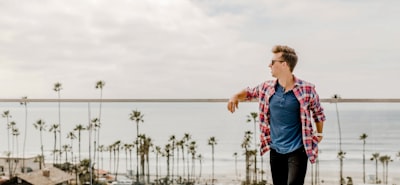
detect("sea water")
[1,101,399,183]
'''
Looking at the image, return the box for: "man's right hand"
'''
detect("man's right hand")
[227,97,239,113]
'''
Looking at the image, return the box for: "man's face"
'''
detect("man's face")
[269,52,285,77]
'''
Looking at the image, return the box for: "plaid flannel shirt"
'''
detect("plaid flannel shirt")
[246,76,326,163]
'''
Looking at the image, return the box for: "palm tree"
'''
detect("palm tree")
[246,112,258,183]
[74,124,86,162]
[53,82,63,161]
[164,143,172,182]
[91,117,100,181]
[33,119,47,169]
[176,140,184,182]
[233,152,238,181]
[169,135,176,181]
[379,155,392,184]
[107,144,113,173]
[370,153,380,184]
[208,136,217,185]
[182,133,191,180]
[112,140,121,180]
[140,135,153,183]
[242,131,252,185]
[2,110,12,154]
[129,109,144,183]
[332,94,344,184]
[49,124,60,164]
[97,144,106,170]
[62,144,71,163]
[197,154,202,181]
[360,133,368,183]
[95,80,105,178]
[11,127,20,175]
[67,131,77,164]
[188,141,197,182]
[9,121,16,155]
[123,143,131,174]
[154,145,162,184]
[20,96,29,173]
[87,117,97,185]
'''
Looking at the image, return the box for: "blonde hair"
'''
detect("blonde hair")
[272,45,298,72]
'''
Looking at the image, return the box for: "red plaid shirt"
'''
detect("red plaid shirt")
[246,76,326,163]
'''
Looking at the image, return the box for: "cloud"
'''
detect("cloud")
[0,0,399,99]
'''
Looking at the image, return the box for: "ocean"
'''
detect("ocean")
[1,101,400,184]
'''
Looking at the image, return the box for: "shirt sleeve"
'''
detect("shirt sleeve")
[310,87,326,123]
[245,84,261,100]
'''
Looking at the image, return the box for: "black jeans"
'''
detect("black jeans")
[270,147,308,185]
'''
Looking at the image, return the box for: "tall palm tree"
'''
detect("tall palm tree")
[332,94,344,184]
[33,119,46,169]
[95,80,105,178]
[129,110,144,183]
[91,117,100,181]
[360,133,368,184]
[2,110,12,154]
[242,131,252,185]
[246,112,258,183]
[208,136,217,185]
[370,153,380,184]
[74,124,86,162]
[49,124,60,165]
[53,82,63,161]
[20,96,29,173]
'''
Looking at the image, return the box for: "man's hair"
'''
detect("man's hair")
[272,45,298,72]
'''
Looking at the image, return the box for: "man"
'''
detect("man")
[227,45,326,185]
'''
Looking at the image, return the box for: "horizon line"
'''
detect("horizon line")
[1,98,400,103]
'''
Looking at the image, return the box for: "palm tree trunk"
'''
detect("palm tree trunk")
[155,152,159,184]
[362,142,366,184]
[22,103,28,173]
[78,132,81,162]
[136,123,139,183]
[212,146,215,185]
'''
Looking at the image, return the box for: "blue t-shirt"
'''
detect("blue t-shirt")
[269,83,303,154]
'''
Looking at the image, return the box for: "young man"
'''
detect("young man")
[227,45,326,185]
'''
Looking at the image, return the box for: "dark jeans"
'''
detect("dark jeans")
[270,147,308,185]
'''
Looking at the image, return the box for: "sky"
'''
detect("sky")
[1,0,399,99]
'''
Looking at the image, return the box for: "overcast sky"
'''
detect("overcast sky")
[1,0,399,99]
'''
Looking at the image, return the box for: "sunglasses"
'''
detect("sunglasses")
[271,60,285,65]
